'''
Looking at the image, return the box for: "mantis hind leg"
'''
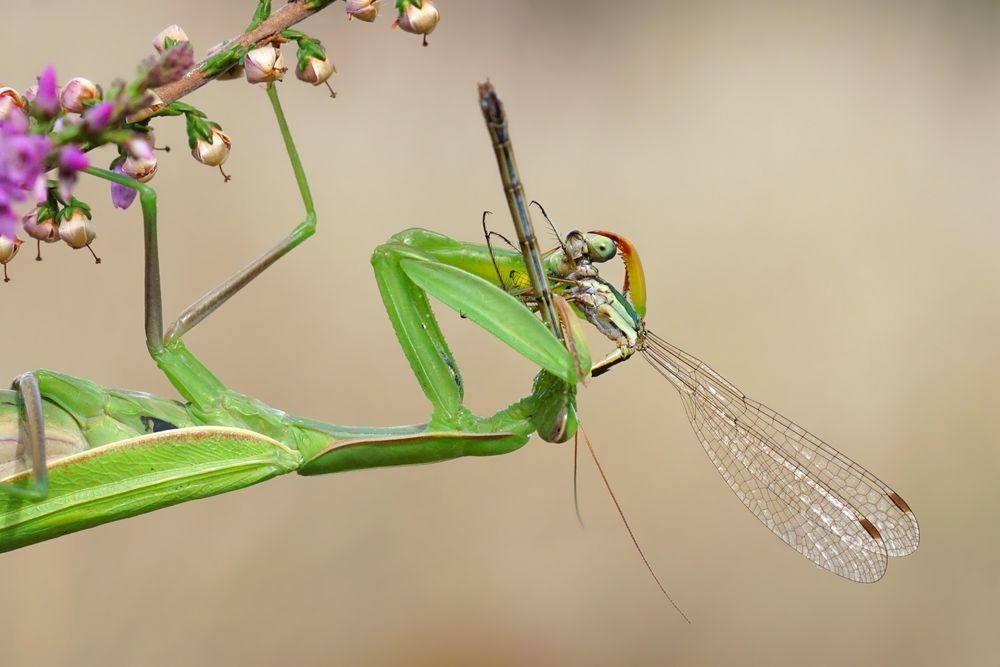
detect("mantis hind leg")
[0,373,48,500]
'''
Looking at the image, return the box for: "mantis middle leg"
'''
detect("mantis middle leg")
[86,82,315,415]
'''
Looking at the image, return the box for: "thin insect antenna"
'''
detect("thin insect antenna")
[482,210,506,289]
[481,210,493,241]
[482,211,517,249]
[579,425,691,624]
[530,200,572,258]
[573,432,586,528]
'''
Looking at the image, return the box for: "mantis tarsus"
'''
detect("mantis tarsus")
[0,81,917,593]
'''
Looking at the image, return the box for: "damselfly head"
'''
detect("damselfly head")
[550,231,618,279]
[557,232,649,378]
[584,233,618,263]
[589,230,646,320]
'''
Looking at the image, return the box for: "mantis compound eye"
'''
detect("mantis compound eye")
[586,234,618,263]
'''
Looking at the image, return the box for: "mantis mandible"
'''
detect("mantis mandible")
[0,82,918,590]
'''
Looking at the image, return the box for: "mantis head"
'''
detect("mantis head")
[531,368,580,443]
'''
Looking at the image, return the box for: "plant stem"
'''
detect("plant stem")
[133,0,336,122]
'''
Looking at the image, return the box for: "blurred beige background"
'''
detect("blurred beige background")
[3,1,999,665]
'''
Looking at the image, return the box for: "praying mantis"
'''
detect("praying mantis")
[0,81,918,590]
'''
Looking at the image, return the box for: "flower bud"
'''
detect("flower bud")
[245,45,286,84]
[0,235,20,262]
[22,208,59,243]
[34,66,60,118]
[346,0,379,22]
[59,209,96,249]
[395,1,440,44]
[110,163,138,210]
[126,135,154,161]
[0,235,22,280]
[0,86,26,112]
[59,77,101,114]
[0,96,24,123]
[191,127,231,167]
[153,24,189,53]
[122,153,157,183]
[296,56,336,96]
[83,101,115,134]
[22,84,37,103]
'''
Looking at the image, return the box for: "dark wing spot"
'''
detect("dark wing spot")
[859,517,882,541]
[141,415,179,433]
[888,492,912,514]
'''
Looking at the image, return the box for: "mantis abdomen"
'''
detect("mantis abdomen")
[0,373,302,552]
[1,371,207,478]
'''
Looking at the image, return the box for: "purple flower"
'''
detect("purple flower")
[59,145,88,172]
[126,135,153,161]
[0,104,53,239]
[0,107,50,189]
[57,145,89,200]
[34,66,60,117]
[0,205,17,241]
[110,163,137,210]
[142,42,195,88]
[83,101,115,134]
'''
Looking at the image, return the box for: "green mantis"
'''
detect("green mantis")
[0,80,918,591]
[0,81,591,552]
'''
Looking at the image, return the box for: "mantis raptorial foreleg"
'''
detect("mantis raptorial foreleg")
[85,82,315,412]
[371,228,586,438]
